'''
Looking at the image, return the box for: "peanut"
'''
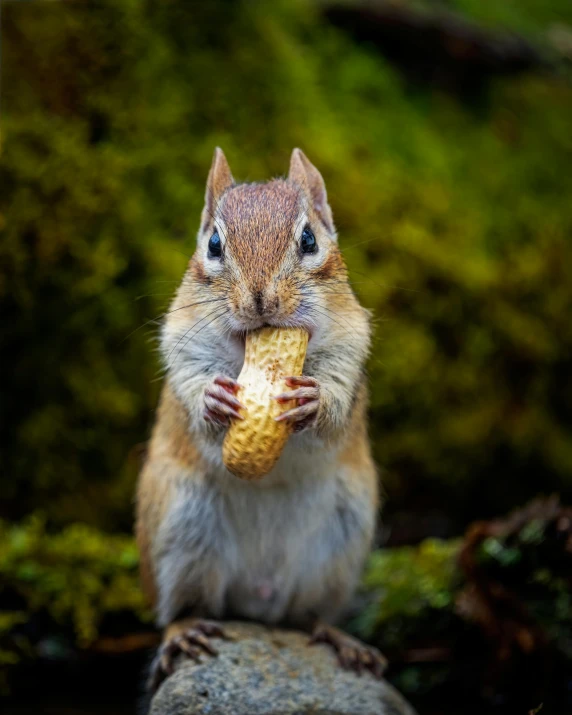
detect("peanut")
[222,327,309,480]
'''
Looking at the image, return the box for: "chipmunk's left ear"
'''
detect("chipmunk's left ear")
[289,149,335,236]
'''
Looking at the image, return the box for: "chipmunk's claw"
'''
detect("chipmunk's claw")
[213,375,242,393]
[204,376,245,425]
[274,376,320,431]
[149,620,228,692]
[309,623,387,679]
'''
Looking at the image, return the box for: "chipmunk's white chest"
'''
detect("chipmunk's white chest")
[219,469,338,623]
[155,435,357,628]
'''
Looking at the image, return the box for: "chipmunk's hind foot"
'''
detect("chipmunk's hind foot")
[149,620,227,692]
[309,622,387,679]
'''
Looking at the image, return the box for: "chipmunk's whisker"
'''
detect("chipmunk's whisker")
[167,306,228,365]
[123,297,227,344]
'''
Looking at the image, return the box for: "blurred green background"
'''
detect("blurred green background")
[1,0,572,712]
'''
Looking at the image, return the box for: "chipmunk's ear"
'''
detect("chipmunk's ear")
[288,148,335,236]
[202,147,234,231]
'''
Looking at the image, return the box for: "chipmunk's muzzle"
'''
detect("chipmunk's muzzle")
[230,279,294,328]
[227,276,316,341]
[253,289,280,317]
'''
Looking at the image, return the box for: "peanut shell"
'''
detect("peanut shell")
[222,327,309,480]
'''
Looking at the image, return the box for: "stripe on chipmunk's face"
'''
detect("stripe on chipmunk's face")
[218,180,301,288]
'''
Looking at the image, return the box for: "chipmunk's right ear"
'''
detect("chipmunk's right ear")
[202,147,234,231]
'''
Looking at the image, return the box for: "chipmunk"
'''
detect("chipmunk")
[136,148,384,689]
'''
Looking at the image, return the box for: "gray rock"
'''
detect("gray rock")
[150,621,417,715]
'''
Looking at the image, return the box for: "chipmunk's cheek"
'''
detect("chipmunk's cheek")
[275,277,297,312]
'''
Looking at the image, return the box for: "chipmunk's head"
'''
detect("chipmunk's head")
[191,148,347,336]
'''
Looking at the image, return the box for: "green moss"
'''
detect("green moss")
[362,539,460,622]
[349,539,462,653]
[0,517,151,671]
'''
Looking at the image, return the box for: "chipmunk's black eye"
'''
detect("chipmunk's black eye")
[300,226,317,255]
[208,231,222,259]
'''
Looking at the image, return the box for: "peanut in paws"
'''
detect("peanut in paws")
[222,327,309,480]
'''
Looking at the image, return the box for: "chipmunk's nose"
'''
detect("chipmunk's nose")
[253,288,279,317]
[254,290,264,315]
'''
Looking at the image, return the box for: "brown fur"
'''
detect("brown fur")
[189,257,210,286]
[202,148,235,231]
[289,148,335,232]
[136,385,207,607]
[311,247,345,281]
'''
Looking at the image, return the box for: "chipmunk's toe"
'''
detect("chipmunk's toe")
[275,376,320,431]
[204,377,245,425]
[309,623,387,679]
[149,620,228,692]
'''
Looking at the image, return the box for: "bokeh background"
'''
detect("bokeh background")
[1,1,572,713]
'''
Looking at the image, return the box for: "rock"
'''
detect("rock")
[150,621,418,715]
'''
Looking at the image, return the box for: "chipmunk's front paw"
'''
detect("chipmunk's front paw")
[274,375,320,432]
[203,375,244,427]
[149,620,227,692]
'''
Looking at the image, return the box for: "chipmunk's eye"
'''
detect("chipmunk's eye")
[208,231,222,259]
[300,226,317,255]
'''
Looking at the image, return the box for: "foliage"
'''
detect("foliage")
[1,0,572,532]
[352,539,460,642]
[0,516,151,689]
[442,0,572,35]
[473,499,572,661]
[483,536,572,660]
[351,499,572,703]
[347,538,465,696]
[331,0,572,44]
